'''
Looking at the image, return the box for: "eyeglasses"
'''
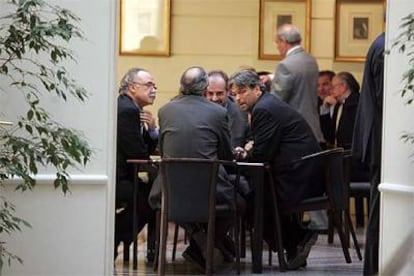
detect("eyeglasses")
[130,81,157,90]
[331,83,344,89]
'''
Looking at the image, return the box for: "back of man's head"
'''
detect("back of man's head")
[277,24,302,45]
[180,66,209,95]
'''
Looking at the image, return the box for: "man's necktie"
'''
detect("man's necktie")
[335,103,343,147]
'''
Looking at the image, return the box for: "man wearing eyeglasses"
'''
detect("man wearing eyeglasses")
[115,67,159,261]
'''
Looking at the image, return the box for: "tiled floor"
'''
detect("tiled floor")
[114,224,365,275]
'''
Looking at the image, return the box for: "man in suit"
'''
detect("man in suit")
[352,32,385,276]
[229,70,324,270]
[115,67,158,260]
[205,70,249,149]
[321,72,360,149]
[271,24,324,145]
[271,23,326,232]
[149,66,245,271]
[318,70,337,148]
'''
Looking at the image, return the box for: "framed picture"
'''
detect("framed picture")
[335,0,385,62]
[119,0,171,56]
[259,0,311,60]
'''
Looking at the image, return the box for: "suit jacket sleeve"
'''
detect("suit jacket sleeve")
[248,108,281,162]
[272,63,294,102]
[217,113,234,161]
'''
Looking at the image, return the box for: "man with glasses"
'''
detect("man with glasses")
[115,67,159,261]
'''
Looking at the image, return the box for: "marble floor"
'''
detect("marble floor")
[114,224,366,275]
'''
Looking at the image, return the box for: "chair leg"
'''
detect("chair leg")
[158,210,168,276]
[240,216,246,258]
[345,210,363,260]
[172,224,179,261]
[153,211,161,272]
[355,197,365,227]
[123,241,130,263]
[332,211,352,263]
[268,249,272,266]
[327,211,334,244]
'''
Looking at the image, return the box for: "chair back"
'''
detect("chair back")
[324,148,347,210]
[159,157,234,223]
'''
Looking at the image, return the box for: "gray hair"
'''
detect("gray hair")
[179,66,209,95]
[228,70,263,92]
[277,24,302,44]
[118,67,147,94]
[336,71,360,94]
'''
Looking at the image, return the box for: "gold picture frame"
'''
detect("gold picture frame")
[334,0,385,62]
[119,0,171,56]
[259,0,311,60]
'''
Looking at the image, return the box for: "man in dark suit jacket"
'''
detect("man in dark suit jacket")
[149,66,245,270]
[229,70,324,270]
[115,67,158,260]
[271,24,324,144]
[352,32,385,276]
[321,72,360,149]
[322,72,369,181]
[318,70,336,148]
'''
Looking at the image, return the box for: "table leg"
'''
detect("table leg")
[251,167,264,273]
[132,165,138,270]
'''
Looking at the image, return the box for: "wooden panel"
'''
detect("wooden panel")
[173,0,257,17]
[312,0,335,18]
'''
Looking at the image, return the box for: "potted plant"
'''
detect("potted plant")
[0,0,91,272]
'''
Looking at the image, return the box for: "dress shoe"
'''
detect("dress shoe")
[182,245,206,273]
[287,230,318,270]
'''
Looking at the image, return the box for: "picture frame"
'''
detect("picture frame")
[259,0,311,60]
[334,0,385,62]
[119,0,171,56]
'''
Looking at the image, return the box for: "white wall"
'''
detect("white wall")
[1,0,117,275]
[380,0,414,274]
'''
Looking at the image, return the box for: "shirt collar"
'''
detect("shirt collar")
[286,45,302,56]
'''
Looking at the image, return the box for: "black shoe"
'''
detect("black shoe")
[287,231,318,270]
[182,245,206,273]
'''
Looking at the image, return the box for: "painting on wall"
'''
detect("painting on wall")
[119,0,171,56]
[259,0,311,60]
[335,0,385,62]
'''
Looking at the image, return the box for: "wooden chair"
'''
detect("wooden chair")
[275,148,362,265]
[154,158,241,275]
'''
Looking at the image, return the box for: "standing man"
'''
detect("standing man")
[352,32,385,276]
[206,70,249,148]
[271,24,324,145]
[229,70,324,270]
[115,67,158,260]
[271,24,326,230]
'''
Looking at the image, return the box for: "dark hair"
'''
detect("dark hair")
[179,66,209,96]
[319,70,336,80]
[228,70,264,92]
[336,71,360,94]
[208,70,229,86]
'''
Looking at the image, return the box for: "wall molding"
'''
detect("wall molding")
[3,174,108,185]
[379,182,414,194]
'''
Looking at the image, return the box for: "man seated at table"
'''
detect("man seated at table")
[149,66,247,272]
[115,67,158,261]
[229,70,324,270]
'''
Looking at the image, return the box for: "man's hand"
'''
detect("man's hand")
[140,110,156,130]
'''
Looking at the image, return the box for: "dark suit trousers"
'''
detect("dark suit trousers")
[363,162,380,275]
[114,179,155,258]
